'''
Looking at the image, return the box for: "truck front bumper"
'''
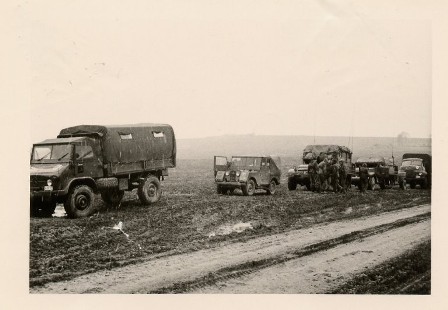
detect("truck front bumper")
[215,181,244,187]
[30,189,67,202]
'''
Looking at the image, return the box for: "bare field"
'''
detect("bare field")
[30,158,431,291]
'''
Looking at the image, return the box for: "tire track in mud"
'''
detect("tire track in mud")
[149,212,430,293]
[30,204,430,294]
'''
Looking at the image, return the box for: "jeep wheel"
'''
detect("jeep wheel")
[267,180,276,195]
[101,189,124,207]
[242,179,256,196]
[64,185,96,218]
[287,178,297,191]
[138,176,161,205]
[410,181,416,189]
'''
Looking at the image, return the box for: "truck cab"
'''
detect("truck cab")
[399,154,431,189]
[214,155,281,196]
[30,137,103,216]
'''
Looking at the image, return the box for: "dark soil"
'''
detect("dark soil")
[30,158,431,287]
[330,240,431,294]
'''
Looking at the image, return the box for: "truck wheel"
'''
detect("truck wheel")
[267,180,276,195]
[287,178,297,191]
[138,176,161,205]
[216,185,223,194]
[399,179,407,190]
[410,181,416,189]
[64,185,96,218]
[101,190,124,207]
[368,177,375,190]
[421,178,428,189]
[379,178,386,190]
[242,179,256,196]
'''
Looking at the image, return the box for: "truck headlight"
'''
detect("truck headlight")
[236,171,240,176]
[225,171,230,176]
[47,179,52,186]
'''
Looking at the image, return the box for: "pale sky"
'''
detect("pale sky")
[24,1,431,143]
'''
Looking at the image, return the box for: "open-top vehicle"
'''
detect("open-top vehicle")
[351,157,399,190]
[287,144,354,190]
[214,155,281,196]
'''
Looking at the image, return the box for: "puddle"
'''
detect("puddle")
[208,222,253,238]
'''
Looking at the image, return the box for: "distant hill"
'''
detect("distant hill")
[177,134,431,163]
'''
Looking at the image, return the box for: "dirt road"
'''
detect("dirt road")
[31,204,430,294]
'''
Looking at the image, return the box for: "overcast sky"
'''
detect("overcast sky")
[25,1,431,143]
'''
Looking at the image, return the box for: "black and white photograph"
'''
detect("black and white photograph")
[2,0,448,309]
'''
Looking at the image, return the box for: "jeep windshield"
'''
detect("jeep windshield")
[230,157,262,170]
[32,144,73,163]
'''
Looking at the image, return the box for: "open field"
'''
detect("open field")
[30,158,431,292]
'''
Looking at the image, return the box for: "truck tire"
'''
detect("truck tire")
[64,185,96,218]
[216,185,223,195]
[101,189,124,207]
[267,180,276,195]
[287,178,297,191]
[399,179,407,190]
[242,179,256,196]
[379,178,386,190]
[421,178,428,189]
[410,181,416,189]
[138,176,161,205]
[368,177,375,190]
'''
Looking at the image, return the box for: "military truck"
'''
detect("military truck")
[287,145,354,190]
[351,157,399,190]
[214,155,281,196]
[398,153,431,189]
[30,124,176,218]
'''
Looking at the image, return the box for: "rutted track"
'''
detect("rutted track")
[30,204,430,294]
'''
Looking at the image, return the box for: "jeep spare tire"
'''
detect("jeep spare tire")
[138,176,161,205]
[64,185,96,218]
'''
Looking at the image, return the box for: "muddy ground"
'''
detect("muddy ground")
[30,158,431,292]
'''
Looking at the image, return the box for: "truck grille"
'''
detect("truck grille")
[30,175,48,191]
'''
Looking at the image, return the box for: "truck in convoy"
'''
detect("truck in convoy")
[287,145,354,191]
[214,155,281,196]
[30,124,176,218]
[398,153,432,189]
[351,157,399,190]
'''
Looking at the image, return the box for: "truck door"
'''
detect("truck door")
[74,140,103,178]
[214,156,228,177]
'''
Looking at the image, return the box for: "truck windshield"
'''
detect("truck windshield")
[402,160,422,167]
[32,144,73,162]
[231,157,261,170]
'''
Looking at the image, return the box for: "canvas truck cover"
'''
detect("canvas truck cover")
[303,145,352,158]
[58,124,176,168]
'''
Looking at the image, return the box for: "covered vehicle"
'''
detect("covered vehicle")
[214,155,281,196]
[352,157,398,190]
[399,153,431,189]
[30,124,176,218]
[287,145,353,190]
